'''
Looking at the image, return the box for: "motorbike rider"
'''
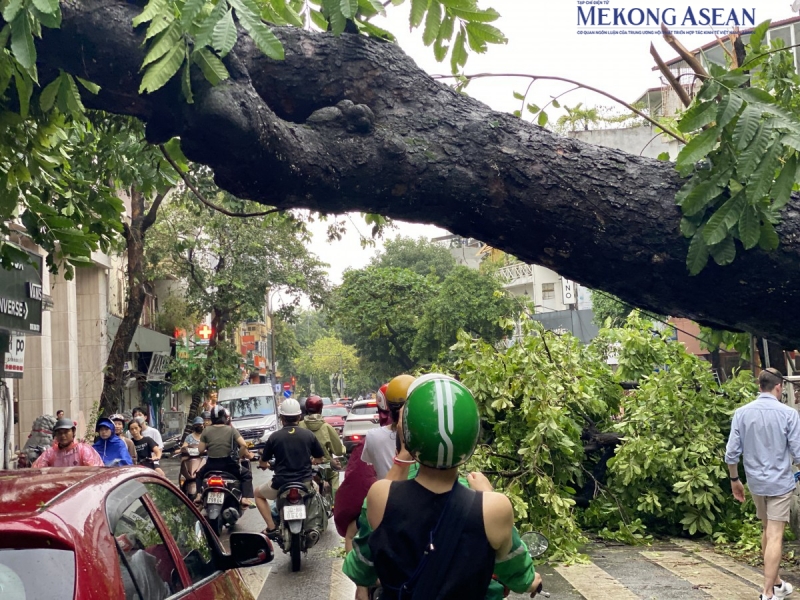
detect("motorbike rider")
[182,417,205,451]
[33,418,104,468]
[110,414,137,463]
[254,398,326,535]
[202,411,213,428]
[299,395,346,501]
[129,407,164,449]
[363,375,415,479]
[93,417,134,466]
[343,376,542,600]
[196,405,256,509]
[128,419,165,475]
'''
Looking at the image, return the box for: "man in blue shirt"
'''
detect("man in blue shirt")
[726,368,800,600]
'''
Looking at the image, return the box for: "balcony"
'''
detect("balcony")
[496,262,534,286]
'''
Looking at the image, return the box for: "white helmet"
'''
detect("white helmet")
[280,398,302,417]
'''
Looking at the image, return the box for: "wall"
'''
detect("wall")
[568,126,680,160]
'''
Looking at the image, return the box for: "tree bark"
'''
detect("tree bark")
[32,0,800,347]
[100,188,166,416]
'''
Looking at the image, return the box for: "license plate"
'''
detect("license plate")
[283,505,306,520]
[207,491,225,504]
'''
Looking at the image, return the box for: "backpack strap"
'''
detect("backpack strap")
[406,481,476,600]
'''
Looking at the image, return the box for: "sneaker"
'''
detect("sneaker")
[775,581,794,599]
[762,595,775,600]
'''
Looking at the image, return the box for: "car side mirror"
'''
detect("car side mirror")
[229,532,274,567]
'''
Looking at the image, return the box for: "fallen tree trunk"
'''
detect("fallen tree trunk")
[30,0,800,346]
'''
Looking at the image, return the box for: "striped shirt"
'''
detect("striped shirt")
[725,393,800,496]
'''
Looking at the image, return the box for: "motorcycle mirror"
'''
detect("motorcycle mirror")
[520,531,549,558]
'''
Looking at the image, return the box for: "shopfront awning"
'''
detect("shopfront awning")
[107,314,172,353]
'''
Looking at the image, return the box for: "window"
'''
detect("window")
[0,548,75,600]
[351,404,378,415]
[113,497,181,600]
[323,407,348,417]
[542,283,555,300]
[145,483,218,585]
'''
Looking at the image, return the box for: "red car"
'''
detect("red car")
[322,403,349,434]
[0,467,273,599]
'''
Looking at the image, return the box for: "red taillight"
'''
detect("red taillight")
[351,434,360,441]
[207,476,225,486]
[288,488,301,502]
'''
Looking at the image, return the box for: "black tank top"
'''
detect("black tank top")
[369,479,495,600]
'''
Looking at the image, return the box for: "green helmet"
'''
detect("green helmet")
[402,375,480,469]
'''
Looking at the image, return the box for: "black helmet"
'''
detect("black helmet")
[192,417,204,426]
[53,418,75,432]
[210,405,228,424]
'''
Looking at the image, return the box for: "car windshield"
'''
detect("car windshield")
[321,397,332,405]
[0,548,75,600]
[323,407,348,417]
[351,404,378,415]
[219,395,276,418]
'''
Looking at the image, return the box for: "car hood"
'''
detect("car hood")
[231,414,277,429]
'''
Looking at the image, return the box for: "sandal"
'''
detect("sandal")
[262,527,279,539]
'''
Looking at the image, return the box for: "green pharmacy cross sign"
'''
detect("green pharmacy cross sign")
[0,250,43,335]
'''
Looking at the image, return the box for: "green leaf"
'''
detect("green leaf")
[746,142,781,202]
[449,28,466,74]
[181,0,207,27]
[675,127,718,170]
[355,20,396,42]
[2,0,24,23]
[75,76,100,94]
[193,47,229,85]
[759,220,779,251]
[133,0,167,27]
[181,60,193,103]
[231,0,284,59]
[410,0,429,29]
[697,80,720,102]
[13,68,31,118]
[772,154,798,211]
[31,0,58,15]
[738,204,760,249]
[447,7,499,22]
[39,73,62,112]
[10,13,36,72]
[677,101,716,133]
[537,110,548,127]
[163,138,189,172]
[212,9,237,56]
[142,22,182,68]
[716,92,743,129]
[465,22,506,48]
[194,0,228,48]
[439,0,477,8]
[437,13,454,41]
[309,8,328,30]
[551,99,560,109]
[749,20,771,50]
[140,43,186,93]
[709,236,735,266]
[703,192,745,245]
[781,134,800,152]
[737,88,775,104]
[733,105,761,150]
[512,91,524,101]
[340,0,358,19]
[680,217,698,237]
[146,11,175,40]
[679,180,722,217]
[687,229,710,275]
[63,74,85,114]
[657,151,670,161]
[357,0,385,18]
[422,1,441,47]
[737,124,772,179]
[31,5,60,28]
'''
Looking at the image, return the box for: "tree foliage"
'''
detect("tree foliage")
[371,235,456,281]
[451,314,757,562]
[295,335,360,397]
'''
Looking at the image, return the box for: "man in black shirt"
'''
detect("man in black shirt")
[255,398,325,534]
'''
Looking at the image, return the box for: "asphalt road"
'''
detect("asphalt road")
[163,456,790,600]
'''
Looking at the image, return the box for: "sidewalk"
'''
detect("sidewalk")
[508,538,784,599]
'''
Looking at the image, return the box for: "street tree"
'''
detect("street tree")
[371,236,457,281]
[8,1,800,346]
[295,335,360,398]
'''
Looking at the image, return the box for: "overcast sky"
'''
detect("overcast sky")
[305,0,799,284]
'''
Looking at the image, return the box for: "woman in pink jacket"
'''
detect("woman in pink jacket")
[33,418,104,468]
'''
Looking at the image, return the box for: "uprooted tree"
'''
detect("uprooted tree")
[7,0,800,346]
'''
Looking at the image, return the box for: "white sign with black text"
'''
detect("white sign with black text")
[561,278,577,305]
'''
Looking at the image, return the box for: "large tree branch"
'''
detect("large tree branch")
[32,0,800,346]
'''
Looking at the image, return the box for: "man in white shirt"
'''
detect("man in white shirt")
[362,375,415,479]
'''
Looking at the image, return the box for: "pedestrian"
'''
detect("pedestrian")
[92,417,134,466]
[726,367,800,600]
[33,418,104,467]
[110,414,137,463]
[56,409,64,419]
[129,406,164,449]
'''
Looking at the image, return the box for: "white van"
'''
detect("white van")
[217,384,278,450]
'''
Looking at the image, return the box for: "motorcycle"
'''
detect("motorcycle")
[179,447,207,498]
[201,459,250,535]
[271,474,328,572]
[312,463,334,519]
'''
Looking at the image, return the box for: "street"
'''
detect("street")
[163,457,789,600]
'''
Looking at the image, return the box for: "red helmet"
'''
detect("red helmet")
[376,383,390,411]
[306,395,324,414]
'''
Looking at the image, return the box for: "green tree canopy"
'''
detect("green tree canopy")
[295,335,360,397]
[371,236,456,281]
